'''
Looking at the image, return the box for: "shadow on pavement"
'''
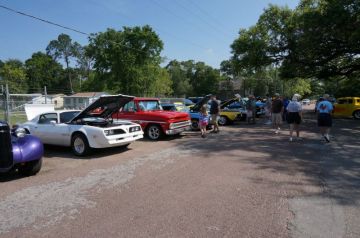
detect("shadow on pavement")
[179,112,360,206]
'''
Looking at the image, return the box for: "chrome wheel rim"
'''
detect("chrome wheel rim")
[218,116,226,125]
[355,111,360,119]
[149,126,160,139]
[74,137,85,154]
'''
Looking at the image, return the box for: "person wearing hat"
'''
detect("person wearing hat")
[316,94,333,142]
[286,94,302,141]
[271,93,284,134]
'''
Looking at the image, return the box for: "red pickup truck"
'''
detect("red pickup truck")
[112,97,191,140]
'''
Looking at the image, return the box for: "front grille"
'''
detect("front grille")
[171,120,190,129]
[0,121,13,168]
[113,129,126,135]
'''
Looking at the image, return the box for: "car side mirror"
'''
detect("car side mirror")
[50,120,57,125]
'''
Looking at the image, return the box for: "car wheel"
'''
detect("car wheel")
[18,158,42,176]
[147,125,163,140]
[353,110,360,120]
[71,133,91,156]
[191,119,199,130]
[218,116,228,126]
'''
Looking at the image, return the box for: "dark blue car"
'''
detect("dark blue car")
[0,121,43,176]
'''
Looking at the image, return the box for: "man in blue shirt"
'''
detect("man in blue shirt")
[317,94,334,142]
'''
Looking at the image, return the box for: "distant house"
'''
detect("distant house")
[63,92,109,109]
[49,94,65,109]
[31,95,52,104]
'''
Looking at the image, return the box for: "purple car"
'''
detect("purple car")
[0,120,43,176]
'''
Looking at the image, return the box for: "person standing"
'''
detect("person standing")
[272,93,284,134]
[317,94,333,142]
[199,104,208,138]
[286,94,302,141]
[264,94,272,125]
[246,95,256,124]
[282,96,290,122]
[209,95,220,133]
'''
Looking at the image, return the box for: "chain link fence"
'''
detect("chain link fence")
[0,85,53,125]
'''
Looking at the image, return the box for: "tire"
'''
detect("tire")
[18,158,42,176]
[191,119,199,130]
[353,110,360,120]
[71,133,91,156]
[146,125,163,140]
[218,116,228,126]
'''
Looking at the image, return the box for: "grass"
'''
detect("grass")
[0,111,27,125]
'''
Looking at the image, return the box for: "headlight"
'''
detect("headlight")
[169,123,174,129]
[15,128,26,138]
[104,130,115,136]
[129,126,141,132]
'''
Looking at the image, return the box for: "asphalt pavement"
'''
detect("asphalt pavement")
[0,106,359,238]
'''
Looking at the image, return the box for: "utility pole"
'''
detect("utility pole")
[5,84,10,123]
[44,86,47,104]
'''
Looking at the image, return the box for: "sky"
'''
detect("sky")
[0,0,299,69]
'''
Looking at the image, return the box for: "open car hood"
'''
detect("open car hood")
[221,98,239,109]
[71,94,134,122]
[191,94,212,112]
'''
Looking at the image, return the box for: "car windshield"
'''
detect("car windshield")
[138,100,162,111]
[60,111,81,123]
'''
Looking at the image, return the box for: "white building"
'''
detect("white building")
[63,92,109,109]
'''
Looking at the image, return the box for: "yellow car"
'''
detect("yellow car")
[218,98,246,125]
[333,97,360,119]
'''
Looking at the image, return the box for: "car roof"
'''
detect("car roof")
[36,110,81,115]
[135,97,159,101]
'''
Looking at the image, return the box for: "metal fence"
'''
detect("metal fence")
[0,84,50,125]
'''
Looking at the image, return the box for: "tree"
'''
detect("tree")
[0,59,27,93]
[46,34,81,93]
[87,25,167,96]
[166,60,223,96]
[25,52,65,93]
[231,0,360,80]
[166,60,192,97]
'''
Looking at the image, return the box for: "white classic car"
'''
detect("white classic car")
[21,95,143,156]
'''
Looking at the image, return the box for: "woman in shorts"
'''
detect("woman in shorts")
[286,94,302,142]
[199,104,209,138]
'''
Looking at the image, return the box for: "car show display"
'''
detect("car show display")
[112,97,191,140]
[21,95,144,156]
[0,121,43,176]
[333,97,360,119]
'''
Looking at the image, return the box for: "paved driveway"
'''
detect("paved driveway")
[0,109,359,238]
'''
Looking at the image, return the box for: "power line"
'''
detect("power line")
[0,4,161,55]
[0,3,220,68]
[0,4,89,36]
[149,0,229,45]
[184,0,234,34]
[172,0,233,39]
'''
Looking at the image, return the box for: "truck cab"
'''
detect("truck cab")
[112,97,191,140]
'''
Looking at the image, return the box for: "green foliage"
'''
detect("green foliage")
[166,60,223,97]
[46,33,81,93]
[25,52,65,93]
[87,25,167,96]
[0,59,27,93]
[231,0,360,80]
[283,78,312,98]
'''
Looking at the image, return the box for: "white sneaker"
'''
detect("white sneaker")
[275,129,279,134]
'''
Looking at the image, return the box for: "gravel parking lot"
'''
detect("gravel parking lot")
[1,106,359,238]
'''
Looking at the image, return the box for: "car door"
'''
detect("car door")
[334,99,348,116]
[115,101,139,122]
[32,113,59,144]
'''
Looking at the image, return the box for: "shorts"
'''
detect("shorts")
[200,120,208,127]
[272,113,282,125]
[318,113,332,127]
[210,114,218,125]
[287,112,301,124]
